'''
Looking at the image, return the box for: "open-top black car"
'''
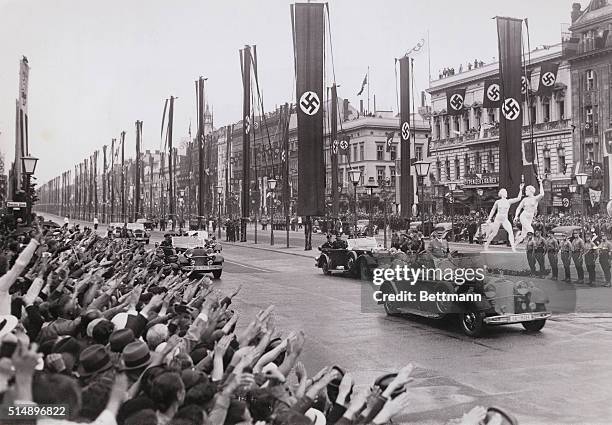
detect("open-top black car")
[377,253,551,337]
[172,236,224,279]
[316,237,393,279]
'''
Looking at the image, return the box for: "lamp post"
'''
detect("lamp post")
[267,178,277,246]
[575,172,588,239]
[217,186,223,240]
[348,168,362,237]
[447,181,458,242]
[414,161,430,235]
[476,188,484,242]
[364,177,379,237]
[21,155,39,226]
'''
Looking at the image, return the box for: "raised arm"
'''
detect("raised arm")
[535,178,545,201]
[509,183,525,204]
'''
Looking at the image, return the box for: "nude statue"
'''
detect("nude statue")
[513,177,545,246]
[484,184,524,252]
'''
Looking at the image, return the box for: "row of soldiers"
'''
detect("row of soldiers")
[525,229,612,286]
[225,219,241,242]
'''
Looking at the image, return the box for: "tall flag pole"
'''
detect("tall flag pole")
[168,97,175,229]
[496,17,527,197]
[331,84,339,220]
[240,45,252,242]
[197,77,207,230]
[102,145,107,223]
[94,150,98,219]
[399,56,413,220]
[225,124,232,216]
[121,131,126,223]
[135,121,142,220]
[291,2,325,250]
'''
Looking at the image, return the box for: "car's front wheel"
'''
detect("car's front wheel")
[212,270,222,279]
[321,258,331,275]
[459,311,485,337]
[384,300,401,316]
[522,319,546,332]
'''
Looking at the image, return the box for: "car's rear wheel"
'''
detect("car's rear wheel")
[321,258,331,275]
[346,253,357,277]
[522,319,546,332]
[212,270,222,279]
[459,311,485,337]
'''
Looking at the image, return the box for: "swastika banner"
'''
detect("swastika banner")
[537,62,559,98]
[292,2,325,216]
[446,88,466,116]
[482,79,501,108]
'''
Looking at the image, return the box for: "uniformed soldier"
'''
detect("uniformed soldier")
[598,233,612,287]
[584,235,598,285]
[525,232,537,276]
[545,233,559,280]
[321,234,333,249]
[560,235,572,282]
[533,230,546,277]
[571,230,585,285]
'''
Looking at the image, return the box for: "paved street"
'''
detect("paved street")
[38,213,612,424]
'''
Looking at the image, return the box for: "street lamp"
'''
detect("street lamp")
[217,185,223,240]
[267,178,277,246]
[21,155,39,226]
[414,160,430,234]
[575,172,588,239]
[348,168,362,237]
[447,181,458,242]
[476,188,484,242]
[364,177,379,237]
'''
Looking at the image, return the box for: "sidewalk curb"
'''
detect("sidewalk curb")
[223,241,316,259]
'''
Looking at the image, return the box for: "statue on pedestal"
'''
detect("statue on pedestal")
[484,184,524,252]
[514,177,545,246]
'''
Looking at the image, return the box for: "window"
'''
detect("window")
[390,168,396,186]
[543,148,551,174]
[415,146,423,161]
[558,100,565,120]
[436,159,442,181]
[376,144,384,160]
[542,97,550,122]
[359,166,365,184]
[475,152,482,173]
[353,145,358,162]
[434,118,441,139]
[529,103,536,125]
[444,117,450,137]
[474,109,481,128]
[454,157,460,180]
[488,150,495,172]
[390,145,397,161]
[453,116,460,133]
[445,158,451,180]
[586,70,595,90]
[359,144,364,161]
[464,154,470,176]
[376,167,385,183]
[488,108,496,123]
[557,147,566,173]
[463,113,470,131]
[585,106,594,124]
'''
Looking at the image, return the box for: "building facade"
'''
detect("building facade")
[427,43,574,214]
[564,0,612,212]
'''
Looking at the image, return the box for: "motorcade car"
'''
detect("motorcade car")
[127,222,150,244]
[377,253,551,337]
[108,223,136,240]
[136,218,155,231]
[172,235,224,279]
[551,225,582,241]
[316,237,393,279]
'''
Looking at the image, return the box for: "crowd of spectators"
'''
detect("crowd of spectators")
[0,216,518,424]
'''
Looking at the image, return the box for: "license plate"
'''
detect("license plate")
[510,313,533,322]
[193,265,222,271]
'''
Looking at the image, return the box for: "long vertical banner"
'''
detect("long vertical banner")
[399,56,413,218]
[240,46,252,241]
[292,2,325,217]
[497,17,524,197]
[331,84,339,218]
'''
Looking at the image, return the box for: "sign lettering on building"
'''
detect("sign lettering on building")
[463,174,499,187]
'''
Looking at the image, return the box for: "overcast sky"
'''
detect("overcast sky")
[0,0,586,183]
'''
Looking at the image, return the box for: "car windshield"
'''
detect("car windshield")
[347,237,378,250]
